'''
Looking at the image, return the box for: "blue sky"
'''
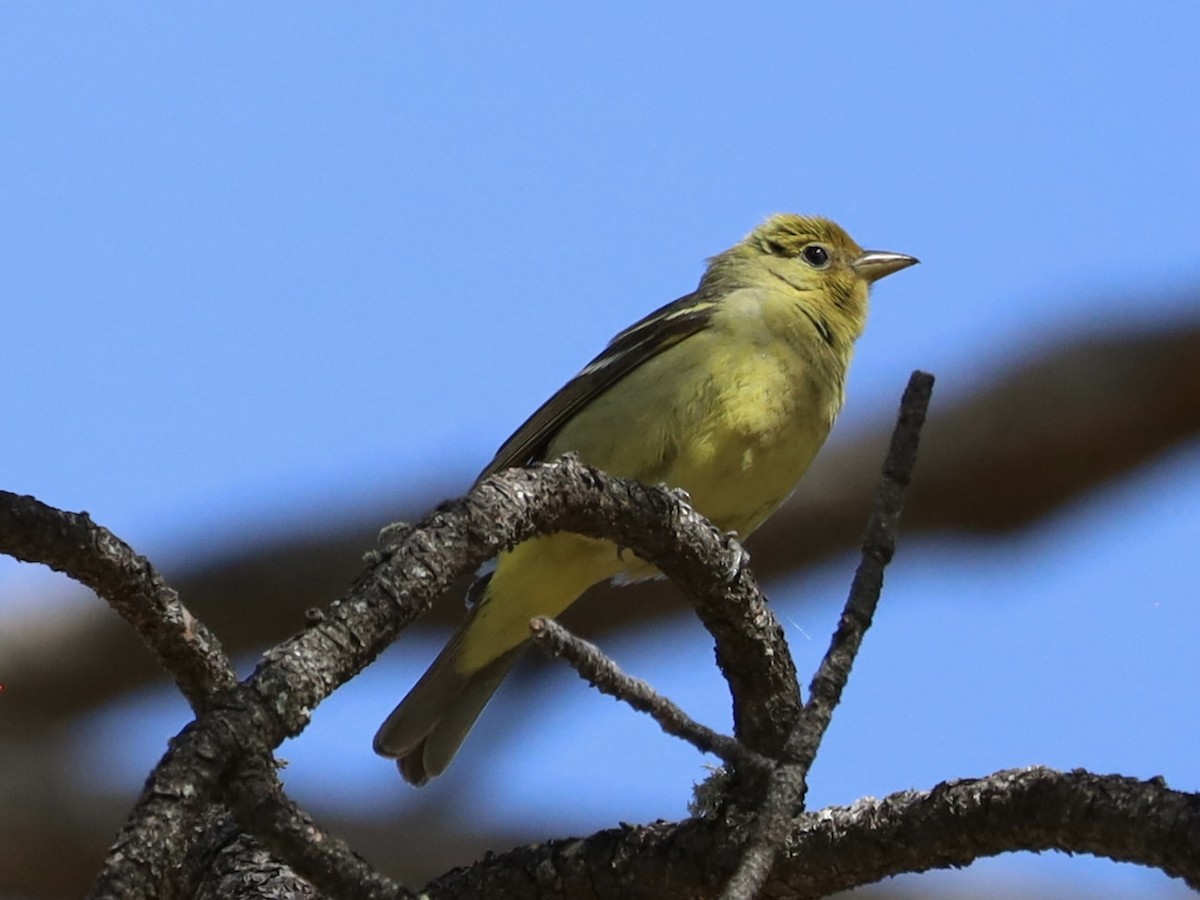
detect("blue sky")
[3,4,1199,895]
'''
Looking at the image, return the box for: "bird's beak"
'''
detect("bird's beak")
[853,250,919,283]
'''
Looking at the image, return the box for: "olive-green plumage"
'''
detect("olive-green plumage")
[374,214,917,784]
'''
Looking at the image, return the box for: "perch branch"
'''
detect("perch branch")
[82,457,797,899]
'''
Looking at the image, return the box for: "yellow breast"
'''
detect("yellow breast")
[548,289,846,537]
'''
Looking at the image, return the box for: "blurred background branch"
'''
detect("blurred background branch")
[6,316,1197,728]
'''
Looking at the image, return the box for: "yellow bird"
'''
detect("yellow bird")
[374,214,917,784]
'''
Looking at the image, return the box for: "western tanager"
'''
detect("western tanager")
[374,214,917,784]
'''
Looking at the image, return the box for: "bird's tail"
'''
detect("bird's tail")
[375,535,622,784]
[373,605,523,786]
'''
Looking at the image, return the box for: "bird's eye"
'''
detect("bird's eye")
[802,244,830,268]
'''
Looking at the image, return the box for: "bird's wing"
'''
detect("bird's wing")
[475,291,718,483]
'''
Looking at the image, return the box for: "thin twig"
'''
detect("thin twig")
[529,616,773,773]
[721,371,935,900]
[798,369,935,772]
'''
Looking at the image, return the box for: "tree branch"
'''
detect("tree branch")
[0,491,396,900]
[220,756,409,900]
[82,458,799,898]
[0,491,237,708]
[421,767,1200,899]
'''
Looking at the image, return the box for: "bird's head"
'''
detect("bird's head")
[706,213,918,347]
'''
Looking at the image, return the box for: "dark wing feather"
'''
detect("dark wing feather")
[475,291,717,483]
